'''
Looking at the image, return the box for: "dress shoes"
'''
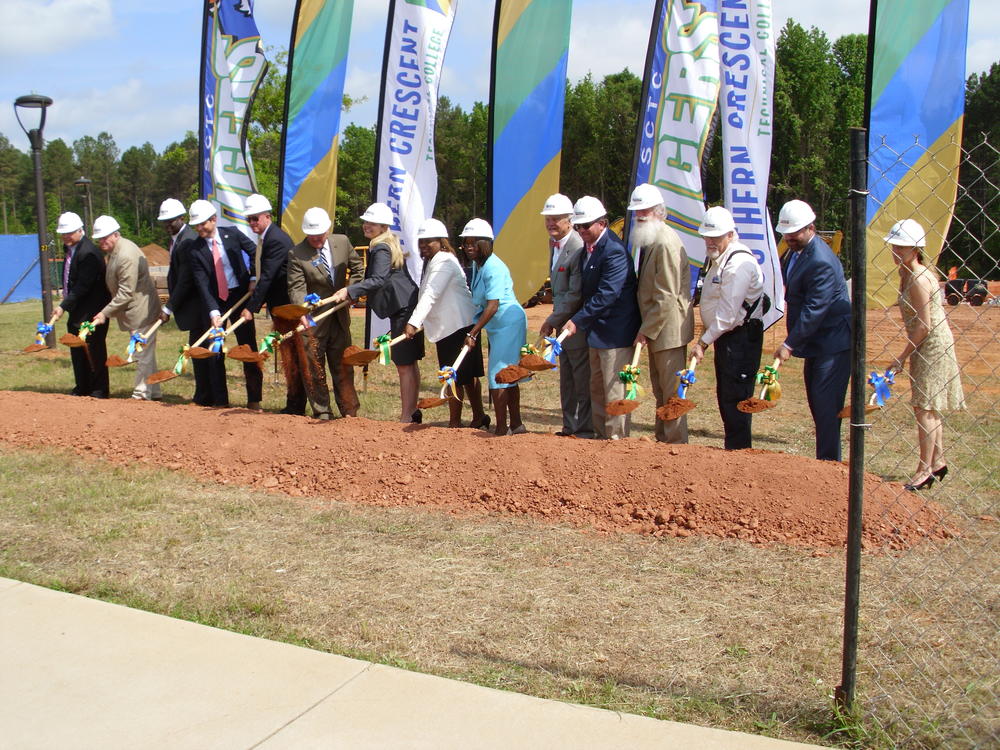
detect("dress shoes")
[932,465,949,480]
[904,475,935,492]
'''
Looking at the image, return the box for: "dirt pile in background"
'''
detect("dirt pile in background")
[0,391,955,551]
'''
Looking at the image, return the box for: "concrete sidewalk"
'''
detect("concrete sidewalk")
[0,578,821,749]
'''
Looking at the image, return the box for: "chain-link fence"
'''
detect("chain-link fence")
[850,132,998,747]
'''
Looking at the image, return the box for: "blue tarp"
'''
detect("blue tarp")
[0,235,43,303]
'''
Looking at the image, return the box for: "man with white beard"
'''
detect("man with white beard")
[628,184,695,443]
[691,206,766,450]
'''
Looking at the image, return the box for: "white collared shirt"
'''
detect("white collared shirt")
[698,240,764,347]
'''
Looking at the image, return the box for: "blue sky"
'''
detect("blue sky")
[1,0,996,153]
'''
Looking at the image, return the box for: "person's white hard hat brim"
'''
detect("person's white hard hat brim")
[459,218,494,240]
[698,206,736,237]
[776,199,816,234]
[56,212,84,234]
[540,193,574,216]
[189,200,218,226]
[92,215,120,240]
[627,183,663,212]
[572,196,606,225]
[302,207,332,235]
[359,202,394,226]
[884,218,927,247]
[157,198,186,221]
[243,193,272,216]
[416,218,449,240]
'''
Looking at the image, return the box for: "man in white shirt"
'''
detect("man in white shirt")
[691,206,766,449]
[538,193,592,438]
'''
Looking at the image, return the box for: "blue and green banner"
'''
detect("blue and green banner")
[866,0,970,307]
[632,0,720,290]
[488,0,572,304]
[278,0,354,242]
[199,0,268,239]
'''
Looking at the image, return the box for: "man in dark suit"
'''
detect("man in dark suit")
[158,198,212,405]
[563,196,641,440]
[774,199,852,461]
[52,211,111,398]
[186,199,261,410]
[538,193,592,438]
[286,206,364,419]
[239,193,299,414]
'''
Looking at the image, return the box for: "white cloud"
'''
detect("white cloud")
[0,0,113,59]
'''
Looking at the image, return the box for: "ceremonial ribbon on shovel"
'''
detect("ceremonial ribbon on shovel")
[374,333,393,366]
[869,369,895,407]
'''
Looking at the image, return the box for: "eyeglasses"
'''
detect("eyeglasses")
[575,220,598,231]
[246,214,263,223]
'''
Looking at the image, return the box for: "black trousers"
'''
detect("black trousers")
[204,289,262,407]
[187,327,213,406]
[68,319,109,398]
[714,319,763,450]
[804,349,851,461]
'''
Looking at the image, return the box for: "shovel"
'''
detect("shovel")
[417,343,474,409]
[222,317,263,363]
[606,342,644,416]
[107,319,164,367]
[657,356,699,421]
[145,291,251,384]
[270,292,335,322]
[60,319,97,349]
[519,330,570,372]
[343,327,423,367]
[737,358,782,413]
[838,368,895,419]
[23,312,59,353]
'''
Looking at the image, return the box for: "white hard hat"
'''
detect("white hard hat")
[699,206,736,237]
[884,219,926,248]
[189,199,217,226]
[359,202,394,226]
[92,215,120,239]
[459,218,494,240]
[416,218,449,240]
[627,183,663,211]
[157,198,186,222]
[302,206,332,235]
[243,193,272,216]
[56,211,83,234]
[540,193,574,216]
[776,199,816,234]
[572,196,606,225]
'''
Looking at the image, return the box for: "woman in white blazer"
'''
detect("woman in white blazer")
[405,219,488,429]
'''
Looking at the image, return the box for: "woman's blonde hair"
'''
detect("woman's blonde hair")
[372,228,405,269]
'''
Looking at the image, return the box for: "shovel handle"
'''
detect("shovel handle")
[47,311,60,326]
[139,318,164,340]
[188,292,253,348]
[223,316,247,337]
[280,300,350,342]
[687,356,697,372]
[630,341,643,369]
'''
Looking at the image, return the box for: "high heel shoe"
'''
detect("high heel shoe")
[469,415,491,430]
[904,475,935,492]
[932,465,949,480]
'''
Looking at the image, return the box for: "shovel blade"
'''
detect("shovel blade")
[517,353,556,372]
[270,303,309,321]
[605,398,641,416]
[837,403,881,419]
[22,343,48,353]
[342,345,380,366]
[59,333,86,348]
[416,396,451,409]
[226,344,262,363]
[186,346,215,359]
[145,370,178,385]
[736,397,776,414]
[656,397,696,421]
[495,364,533,384]
[106,354,130,367]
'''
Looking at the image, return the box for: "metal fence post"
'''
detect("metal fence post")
[836,126,869,710]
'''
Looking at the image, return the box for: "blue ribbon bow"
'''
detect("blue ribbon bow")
[207,326,226,354]
[543,336,562,365]
[868,369,894,407]
[127,331,147,359]
[303,292,321,307]
[676,367,697,399]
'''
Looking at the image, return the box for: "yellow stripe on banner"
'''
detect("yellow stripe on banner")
[281,136,340,244]
[495,152,562,304]
[866,119,963,309]
[294,0,324,47]
[497,0,532,46]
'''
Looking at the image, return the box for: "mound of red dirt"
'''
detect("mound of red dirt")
[0,391,955,552]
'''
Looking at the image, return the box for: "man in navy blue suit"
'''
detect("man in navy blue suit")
[187,199,262,410]
[774,199,852,461]
[562,196,641,439]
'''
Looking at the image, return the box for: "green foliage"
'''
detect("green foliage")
[335,124,376,244]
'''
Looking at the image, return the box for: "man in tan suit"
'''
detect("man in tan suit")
[628,184,695,443]
[90,215,163,400]
[286,207,364,419]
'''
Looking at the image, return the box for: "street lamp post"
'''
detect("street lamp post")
[74,176,93,232]
[14,94,55,347]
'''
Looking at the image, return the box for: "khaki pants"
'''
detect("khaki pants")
[589,346,633,439]
[130,331,160,400]
[648,344,688,443]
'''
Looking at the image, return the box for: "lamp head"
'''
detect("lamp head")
[14,94,53,139]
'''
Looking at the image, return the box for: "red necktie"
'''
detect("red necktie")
[212,238,228,301]
[586,244,594,255]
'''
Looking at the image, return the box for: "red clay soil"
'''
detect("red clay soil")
[0,391,955,552]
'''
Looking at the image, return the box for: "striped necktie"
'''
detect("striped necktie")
[318,248,333,282]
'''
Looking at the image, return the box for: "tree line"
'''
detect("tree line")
[1,20,996,276]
